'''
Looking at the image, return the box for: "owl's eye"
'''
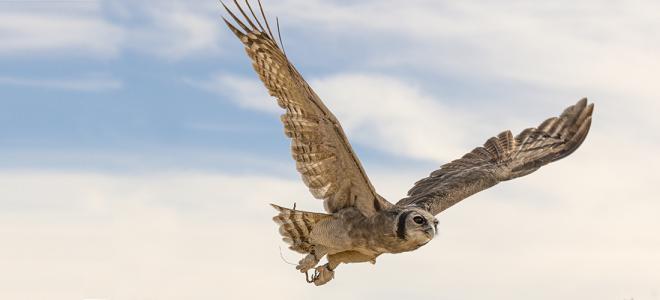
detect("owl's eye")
[412,216,425,224]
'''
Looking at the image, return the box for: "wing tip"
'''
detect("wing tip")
[586,102,595,115]
[221,0,284,49]
[576,97,595,115]
[221,0,252,34]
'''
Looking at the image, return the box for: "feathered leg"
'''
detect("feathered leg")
[297,246,327,273]
[309,251,376,286]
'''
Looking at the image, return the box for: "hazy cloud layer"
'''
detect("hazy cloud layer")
[1,169,658,300]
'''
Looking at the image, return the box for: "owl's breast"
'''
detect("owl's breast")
[308,208,430,255]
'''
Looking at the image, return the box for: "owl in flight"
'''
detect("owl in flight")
[222,1,594,286]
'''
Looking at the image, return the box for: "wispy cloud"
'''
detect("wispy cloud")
[190,72,502,163]
[0,75,122,91]
[184,73,279,113]
[0,1,224,59]
[269,0,660,123]
[0,12,123,57]
[126,6,224,59]
[310,73,475,162]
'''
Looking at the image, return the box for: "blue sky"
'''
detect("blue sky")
[1,0,619,172]
[1,1,660,299]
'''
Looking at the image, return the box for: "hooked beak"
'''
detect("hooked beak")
[424,226,436,238]
[424,220,438,238]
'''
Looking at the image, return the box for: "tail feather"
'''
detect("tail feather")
[271,204,330,254]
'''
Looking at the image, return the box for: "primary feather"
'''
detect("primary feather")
[397,98,594,215]
[222,0,392,217]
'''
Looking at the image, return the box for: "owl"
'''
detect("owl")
[221,1,594,286]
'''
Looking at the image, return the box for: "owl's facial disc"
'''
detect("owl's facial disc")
[396,208,438,243]
[416,215,438,239]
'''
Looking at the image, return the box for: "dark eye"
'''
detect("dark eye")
[413,216,425,224]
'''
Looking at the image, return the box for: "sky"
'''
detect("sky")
[1,0,659,299]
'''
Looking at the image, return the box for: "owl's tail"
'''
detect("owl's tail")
[271,204,331,254]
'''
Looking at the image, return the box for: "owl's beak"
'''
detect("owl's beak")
[423,226,435,239]
[423,219,438,239]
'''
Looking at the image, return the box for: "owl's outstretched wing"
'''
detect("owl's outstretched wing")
[396,98,594,215]
[222,1,392,216]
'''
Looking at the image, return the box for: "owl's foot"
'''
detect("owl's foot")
[296,247,327,273]
[305,264,334,286]
[296,253,320,273]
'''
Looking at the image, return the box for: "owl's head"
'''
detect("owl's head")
[394,207,438,244]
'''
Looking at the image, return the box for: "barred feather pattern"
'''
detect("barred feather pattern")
[271,204,331,253]
[396,98,594,215]
[222,1,391,216]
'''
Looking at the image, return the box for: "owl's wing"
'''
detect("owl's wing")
[222,1,392,216]
[396,99,594,215]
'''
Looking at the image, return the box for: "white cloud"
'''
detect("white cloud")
[193,72,481,162]
[209,0,660,166]
[0,75,122,91]
[270,0,660,121]
[127,7,224,59]
[0,169,658,299]
[185,73,280,113]
[0,12,123,57]
[310,74,474,162]
[0,0,224,59]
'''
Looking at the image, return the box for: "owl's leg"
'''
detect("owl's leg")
[297,246,327,273]
[308,251,376,286]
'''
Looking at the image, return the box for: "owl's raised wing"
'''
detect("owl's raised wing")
[222,1,392,216]
[396,98,594,215]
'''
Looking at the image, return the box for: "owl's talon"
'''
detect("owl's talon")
[305,264,334,286]
[304,269,317,283]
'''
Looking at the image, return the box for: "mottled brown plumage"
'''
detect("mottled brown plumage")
[221,1,594,286]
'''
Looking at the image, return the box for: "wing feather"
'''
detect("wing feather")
[397,99,594,215]
[222,1,392,215]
